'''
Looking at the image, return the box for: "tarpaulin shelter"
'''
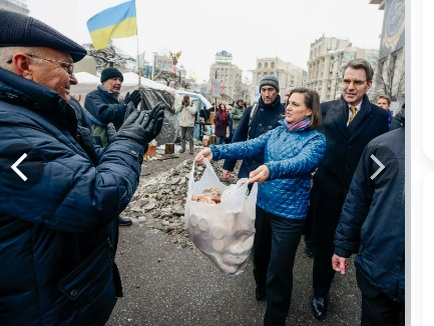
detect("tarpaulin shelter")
[71,72,179,145]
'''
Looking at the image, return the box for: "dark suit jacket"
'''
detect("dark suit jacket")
[308,95,389,240]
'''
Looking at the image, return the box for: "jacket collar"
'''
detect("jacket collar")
[0,67,78,135]
[347,94,372,141]
[332,94,372,141]
[259,94,281,110]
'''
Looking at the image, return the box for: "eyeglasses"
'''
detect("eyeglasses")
[343,79,367,87]
[7,54,74,76]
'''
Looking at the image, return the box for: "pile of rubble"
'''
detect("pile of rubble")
[122,155,240,248]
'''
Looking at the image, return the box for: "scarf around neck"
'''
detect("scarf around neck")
[98,84,120,99]
[258,94,281,109]
[284,116,311,132]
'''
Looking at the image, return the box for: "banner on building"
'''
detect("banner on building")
[379,0,405,59]
[254,86,260,102]
[212,79,221,98]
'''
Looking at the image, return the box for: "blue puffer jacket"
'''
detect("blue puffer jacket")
[222,96,285,178]
[0,68,144,325]
[210,120,326,219]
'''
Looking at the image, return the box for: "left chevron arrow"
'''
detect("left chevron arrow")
[11,153,28,182]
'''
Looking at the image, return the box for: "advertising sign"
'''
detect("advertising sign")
[379,0,405,59]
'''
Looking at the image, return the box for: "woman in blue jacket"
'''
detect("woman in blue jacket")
[195,87,326,326]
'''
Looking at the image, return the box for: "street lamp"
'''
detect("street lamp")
[152,52,157,81]
[334,71,340,97]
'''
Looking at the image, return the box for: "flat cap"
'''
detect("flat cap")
[0,10,87,62]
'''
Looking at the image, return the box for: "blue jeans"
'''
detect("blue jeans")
[216,136,225,145]
[253,206,305,326]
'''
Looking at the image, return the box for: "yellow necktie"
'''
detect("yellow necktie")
[349,106,357,124]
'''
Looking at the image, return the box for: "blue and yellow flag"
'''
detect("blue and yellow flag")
[87,0,137,50]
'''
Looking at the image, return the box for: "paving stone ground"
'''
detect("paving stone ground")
[107,148,361,326]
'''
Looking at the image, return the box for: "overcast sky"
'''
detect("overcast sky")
[25,0,384,83]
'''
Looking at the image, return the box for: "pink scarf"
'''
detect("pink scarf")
[284,116,311,132]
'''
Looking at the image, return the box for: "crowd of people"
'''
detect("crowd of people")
[196,65,405,325]
[0,9,404,326]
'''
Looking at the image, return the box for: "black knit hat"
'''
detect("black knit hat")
[0,10,87,63]
[259,75,279,92]
[100,67,124,83]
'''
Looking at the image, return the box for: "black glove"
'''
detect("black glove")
[114,109,155,148]
[106,122,117,145]
[123,101,136,122]
[124,90,141,107]
[150,102,165,140]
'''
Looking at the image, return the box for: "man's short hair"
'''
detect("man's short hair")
[343,59,374,83]
[377,95,391,105]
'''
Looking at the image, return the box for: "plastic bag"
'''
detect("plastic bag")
[185,159,258,276]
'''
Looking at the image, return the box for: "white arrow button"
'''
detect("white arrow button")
[11,153,28,182]
[370,154,385,180]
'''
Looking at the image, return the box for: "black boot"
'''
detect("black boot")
[117,216,132,226]
[304,235,314,258]
[255,287,266,302]
[311,295,327,319]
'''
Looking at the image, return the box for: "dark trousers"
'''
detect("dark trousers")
[357,271,405,326]
[312,233,336,297]
[180,126,194,151]
[253,206,305,326]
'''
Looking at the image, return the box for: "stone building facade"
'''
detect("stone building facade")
[306,36,379,102]
[0,0,29,15]
[250,57,306,101]
[208,51,249,102]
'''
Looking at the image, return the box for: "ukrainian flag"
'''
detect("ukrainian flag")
[87,0,137,50]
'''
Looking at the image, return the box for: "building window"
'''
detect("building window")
[344,53,355,59]
[265,62,268,69]
[271,62,275,68]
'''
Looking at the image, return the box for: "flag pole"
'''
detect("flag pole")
[134,0,141,87]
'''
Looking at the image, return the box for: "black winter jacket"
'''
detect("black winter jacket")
[334,109,405,302]
[308,95,389,238]
[0,67,145,325]
[84,86,127,146]
[223,95,285,178]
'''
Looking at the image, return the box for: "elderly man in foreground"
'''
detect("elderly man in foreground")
[0,10,163,325]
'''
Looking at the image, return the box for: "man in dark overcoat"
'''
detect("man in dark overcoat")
[333,106,405,326]
[309,59,389,319]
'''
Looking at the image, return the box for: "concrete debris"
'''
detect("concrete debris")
[123,153,240,249]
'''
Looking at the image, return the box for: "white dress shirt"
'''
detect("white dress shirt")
[347,101,363,126]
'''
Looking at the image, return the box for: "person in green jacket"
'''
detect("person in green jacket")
[231,99,246,132]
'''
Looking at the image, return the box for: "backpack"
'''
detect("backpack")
[247,102,259,139]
